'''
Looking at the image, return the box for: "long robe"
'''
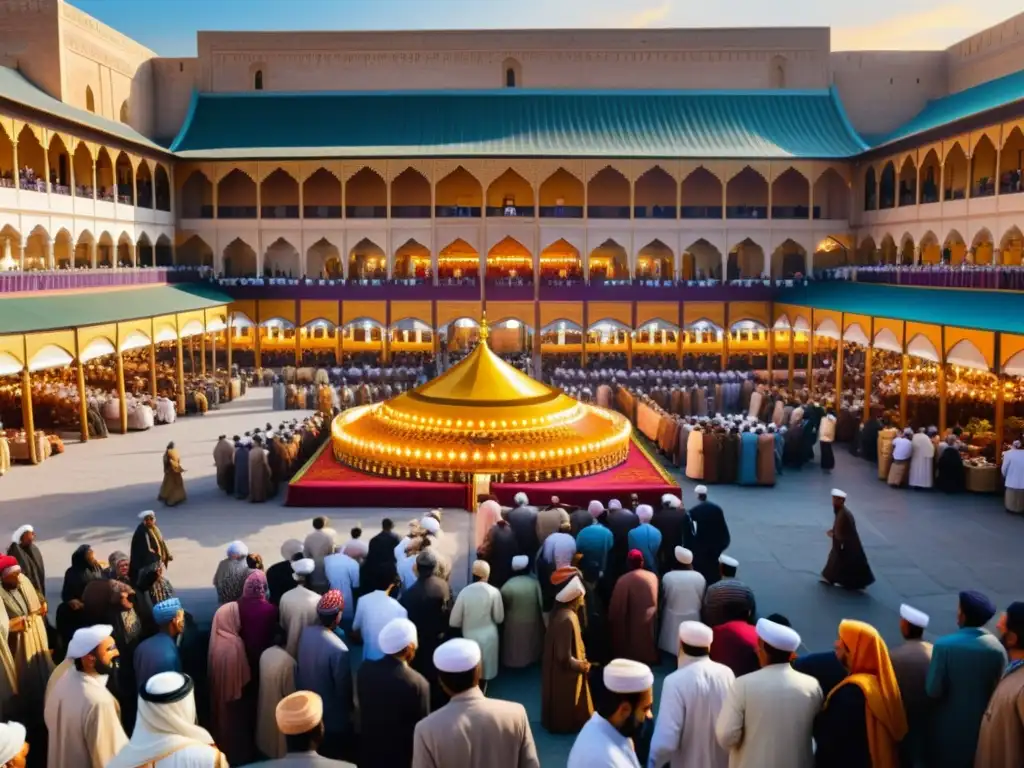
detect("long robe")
[1,574,53,712]
[233,445,250,499]
[756,433,776,486]
[685,429,704,480]
[400,572,452,711]
[649,656,735,768]
[821,505,874,590]
[357,655,430,768]
[248,445,273,503]
[0,599,18,719]
[6,541,45,600]
[255,645,296,760]
[449,581,504,681]
[213,438,235,494]
[738,432,758,485]
[279,585,320,658]
[719,432,739,484]
[500,574,543,668]
[45,669,127,768]
[909,434,935,488]
[658,569,706,655]
[608,568,659,664]
[813,682,871,768]
[689,502,731,585]
[129,523,171,582]
[974,663,1024,768]
[157,448,186,507]
[627,524,662,576]
[925,627,1008,768]
[702,432,721,483]
[889,639,933,767]
[541,605,593,734]
[295,626,353,744]
[480,523,518,590]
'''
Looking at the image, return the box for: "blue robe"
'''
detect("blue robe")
[133,632,181,690]
[575,524,613,576]
[925,627,1007,768]
[296,625,354,740]
[627,523,662,576]
[272,382,286,410]
[233,445,250,499]
[739,432,759,485]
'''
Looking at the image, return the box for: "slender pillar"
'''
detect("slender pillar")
[294,299,302,365]
[581,303,588,367]
[254,306,263,372]
[74,332,88,442]
[626,331,633,370]
[806,315,815,397]
[149,338,157,397]
[175,326,186,416]
[210,333,217,379]
[226,319,234,399]
[767,329,775,383]
[787,331,795,389]
[834,336,844,410]
[995,333,1005,465]
[115,350,128,434]
[899,353,909,428]
[937,327,947,434]
[721,304,730,371]
[21,367,37,464]
[200,332,207,376]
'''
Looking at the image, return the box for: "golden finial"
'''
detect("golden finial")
[479,311,490,343]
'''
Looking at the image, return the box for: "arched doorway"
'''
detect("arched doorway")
[393,238,431,280]
[588,239,629,282]
[681,167,723,218]
[770,239,807,278]
[486,236,532,283]
[636,239,674,282]
[726,167,768,219]
[438,239,479,283]
[538,168,584,218]
[348,238,386,282]
[264,237,300,276]
[635,166,676,219]
[587,166,630,219]
[486,168,534,217]
[306,238,342,278]
[771,168,809,219]
[728,238,765,279]
[539,239,582,283]
[682,238,722,281]
[223,238,257,277]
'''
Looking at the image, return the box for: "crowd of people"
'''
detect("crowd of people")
[0,489,1018,768]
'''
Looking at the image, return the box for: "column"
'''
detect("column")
[175,327,186,416]
[89,240,97,269]
[91,157,97,200]
[581,303,588,367]
[200,331,207,376]
[210,332,217,378]
[294,326,302,366]
[20,367,37,464]
[149,337,157,397]
[45,240,54,270]
[16,244,24,271]
[226,318,234,399]
[993,247,1003,266]
[74,332,88,443]
[899,353,909,428]
[767,328,775,383]
[253,320,262,372]
[995,375,1006,465]
[937,362,947,434]
[115,350,128,434]
[787,331,795,389]
[626,331,633,369]
[835,327,844,409]
[721,303,730,371]
[862,344,873,424]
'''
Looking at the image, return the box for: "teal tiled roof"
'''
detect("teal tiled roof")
[782,282,1024,336]
[170,88,868,160]
[874,69,1024,148]
[0,67,167,152]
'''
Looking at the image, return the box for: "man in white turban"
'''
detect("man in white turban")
[658,547,707,656]
[500,556,543,669]
[0,721,26,767]
[106,672,226,768]
[212,541,251,604]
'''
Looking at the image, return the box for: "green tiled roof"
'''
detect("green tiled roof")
[874,69,1024,149]
[0,67,167,152]
[170,87,868,159]
[0,284,231,336]
[782,282,1024,336]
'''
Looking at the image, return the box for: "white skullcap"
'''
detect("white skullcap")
[675,547,693,565]
[588,500,604,517]
[662,494,681,509]
[10,525,32,543]
[756,618,801,653]
[379,618,418,655]
[719,554,738,568]
[900,604,930,629]
[678,621,713,648]
[608,499,623,510]
[695,485,708,495]
[145,671,188,696]
[636,504,653,523]
[555,576,585,603]
[433,638,482,673]
[511,555,529,571]
[603,659,654,694]
[514,492,529,506]
[831,488,847,499]
[903,428,914,436]
[342,539,368,558]
[0,721,26,764]
[291,558,315,576]
[138,510,156,520]
[66,624,113,660]
[226,540,248,557]
[419,517,441,535]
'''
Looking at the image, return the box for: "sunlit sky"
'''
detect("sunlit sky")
[71,0,1022,57]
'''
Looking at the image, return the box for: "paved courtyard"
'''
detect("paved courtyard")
[2,386,1022,764]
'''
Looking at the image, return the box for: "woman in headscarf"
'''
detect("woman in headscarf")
[157,441,187,507]
[212,541,252,604]
[134,560,176,638]
[106,671,228,768]
[814,619,908,768]
[237,571,279,673]
[207,602,254,765]
[57,544,103,647]
[104,551,132,586]
[82,578,143,732]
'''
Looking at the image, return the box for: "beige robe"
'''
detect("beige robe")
[303,527,338,592]
[255,646,296,760]
[248,445,272,503]
[412,687,539,768]
[0,598,18,719]
[44,669,128,768]
[1,574,53,711]
[279,585,320,658]
[975,660,1024,768]
[686,429,704,480]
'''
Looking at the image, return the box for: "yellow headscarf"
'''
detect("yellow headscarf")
[825,619,908,768]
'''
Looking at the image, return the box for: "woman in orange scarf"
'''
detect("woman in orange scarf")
[813,619,908,768]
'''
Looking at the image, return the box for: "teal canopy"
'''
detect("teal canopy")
[171,87,868,160]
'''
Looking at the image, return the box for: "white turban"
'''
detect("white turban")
[511,555,529,571]
[433,639,481,673]
[900,604,930,629]
[674,547,693,565]
[291,558,315,576]
[661,494,681,509]
[756,618,801,653]
[636,505,653,523]
[419,517,441,535]
[694,485,708,496]
[67,624,113,660]
[678,621,713,648]
[379,618,418,656]
[226,541,248,558]
[10,525,31,544]
[0,721,25,765]
[513,492,529,507]
[587,500,604,518]
[603,659,654,694]
[555,576,585,603]
[608,499,622,511]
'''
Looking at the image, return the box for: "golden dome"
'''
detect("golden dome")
[331,319,630,483]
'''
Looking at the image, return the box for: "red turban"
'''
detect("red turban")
[627,549,644,570]
[550,566,580,586]
[316,590,344,616]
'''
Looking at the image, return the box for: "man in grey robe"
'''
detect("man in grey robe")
[889,604,932,768]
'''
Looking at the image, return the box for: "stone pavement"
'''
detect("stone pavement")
[1,387,1021,765]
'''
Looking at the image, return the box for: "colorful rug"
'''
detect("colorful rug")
[286,442,471,508]
[490,439,680,508]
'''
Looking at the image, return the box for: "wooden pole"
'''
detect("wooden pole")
[210,332,216,380]
[200,331,207,376]
[20,366,37,464]
[806,309,815,398]
[787,330,795,390]
[74,331,88,442]
[863,317,874,424]
[581,303,588,367]
[175,319,186,416]
[148,324,157,398]
[254,303,262,373]
[721,303,730,372]
[115,349,128,434]
[767,329,775,383]
[899,355,909,429]
[676,301,684,368]
[226,318,234,399]
[995,333,1005,465]
[835,314,844,409]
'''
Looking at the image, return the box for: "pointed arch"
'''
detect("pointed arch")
[971,134,997,197]
[682,238,722,281]
[971,226,995,266]
[23,225,50,270]
[70,141,92,198]
[52,228,73,268]
[897,156,917,206]
[873,327,902,353]
[919,149,941,203]
[636,239,674,280]
[435,166,482,216]
[947,339,989,371]
[907,333,940,362]
[770,168,809,218]
[878,160,896,209]
[153,163,170,211]
[681,166,723,218]
[634,166,676,218]
[264,236,300,276]
[540,238,581,281]
[770,238,807,278]
[589,238,629,282]
[726,166,768,218]
[538,168,584,217]
[177,234,213,268]
[587,166,630,218]
[1000,225,1023,265]
[0,124,13,181]
[223,237,257,277]
[16,125,44,184]
[179,170,213,218]
[134,158,153,208]
[348,237,386,281]
[306,237,342,279]
[303,168,341,218]
[95,147,114,200]
[863,166,877,211]
[878,234,898,264]
[113,151,134,204]
[394,238,431,279]
[486,168,534,215]
[438,238,479,281]
[345,167,386,217]
[95,230,114,268]
[944,228,967,265]
[486,235,532,280]
[260,168,298,218]
[944,142,968,200]
[728,237,765,279]
[390,167,431,217]
[217,169,256,217]
[1000,127,1024,194]
[72,228,92,268]
[46,133,70,192]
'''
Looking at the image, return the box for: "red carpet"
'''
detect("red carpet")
[288,438,679,509]
[286,442,471,508]
[490,440,680,508]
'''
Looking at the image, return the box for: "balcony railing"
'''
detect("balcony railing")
[973,179,996,198]
[346,205,386,218]
[304,205,342,219]
[391,205,432,218]
[218,205,258,219]
[633,205,677,219]
[681,205,722,219]
[435,205,481,218]
[726,206,767,219]
[538,205,584,218]
[262,205,300,219]
[770,206,811,220]
[587,205,631,219]
[486,205,535,217]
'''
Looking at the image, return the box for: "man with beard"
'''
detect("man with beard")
[44,625,126,767]
[974,601,1024,767]
[566,659,654,768]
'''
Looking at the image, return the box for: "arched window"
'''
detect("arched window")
[85,87,95,113]
[505,68,516,88]
[254,70,263,91]
[119,100,129,124]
